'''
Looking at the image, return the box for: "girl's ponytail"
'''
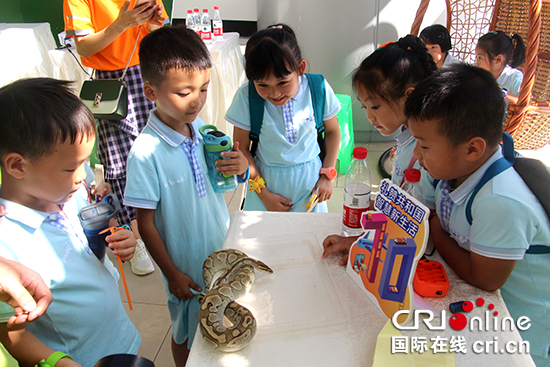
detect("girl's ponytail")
[510,33,526,68]
[397,35,437,77]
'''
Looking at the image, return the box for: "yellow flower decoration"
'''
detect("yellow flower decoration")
[248,176,266,193]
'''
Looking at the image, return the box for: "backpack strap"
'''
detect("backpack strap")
[248,73,328,160]
[305,73,327,162]
[248,81,265,157]
[464,132,550,255]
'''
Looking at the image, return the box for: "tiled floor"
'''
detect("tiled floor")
[110,141,550,366]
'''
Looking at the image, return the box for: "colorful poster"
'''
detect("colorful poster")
[346,179,429,326]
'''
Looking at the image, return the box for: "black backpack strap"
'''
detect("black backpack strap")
[248,80,265,157]
[306,73,327,162]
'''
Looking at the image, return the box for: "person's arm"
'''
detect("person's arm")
[0,257,52,327]
[322,234,360,266]
[0,324,81,367]
[135,208,201,300]
[429,214,516,291]
[232,127,293,211]
[74,1,161,58]
[315,115,340,203]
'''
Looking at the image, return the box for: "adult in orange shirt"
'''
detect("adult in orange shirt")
[64,0,167,276]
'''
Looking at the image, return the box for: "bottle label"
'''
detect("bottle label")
[343,205,369,228]
[213,20,223,36]
[201,28,212,40]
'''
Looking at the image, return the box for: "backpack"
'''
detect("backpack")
[464,132,550,254]
[248,73,326,161]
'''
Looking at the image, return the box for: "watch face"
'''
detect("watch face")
[322,167,337,179]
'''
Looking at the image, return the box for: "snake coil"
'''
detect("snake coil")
[198,249,273,352]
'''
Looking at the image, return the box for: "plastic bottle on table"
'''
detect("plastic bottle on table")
[212,6,223,41]
[342,147,372,236]
[201,9,212,44]
[193,8,201,34]
[401,168,425,205]
[185,10,195,30]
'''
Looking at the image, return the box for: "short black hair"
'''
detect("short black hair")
[352,35,436,106]
[0,78,95,163]
[244,24,303,81]
[405,63,505,147]
[420,24,452,53]
[139,25,212,86]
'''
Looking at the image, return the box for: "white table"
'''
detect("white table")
[187,211,535,366]
[0,23,57,87]
[200,32,246,138]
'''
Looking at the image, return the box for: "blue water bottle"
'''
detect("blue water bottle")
[199,124,238,193]
[77,194,121,261]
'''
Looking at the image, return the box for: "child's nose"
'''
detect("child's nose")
[75,164,87,184]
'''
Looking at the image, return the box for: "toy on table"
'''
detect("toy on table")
[413,259,449,297]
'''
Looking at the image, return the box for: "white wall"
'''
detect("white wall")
[172,0,256,21]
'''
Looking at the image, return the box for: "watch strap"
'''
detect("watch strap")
[36,351,73,367]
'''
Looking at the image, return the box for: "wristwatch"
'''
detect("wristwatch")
[36,352,73,367]
[320,167,337,180]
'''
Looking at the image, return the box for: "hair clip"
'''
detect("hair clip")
[375,41,394,51]
[490,31,498,35]
[269,25,283,29]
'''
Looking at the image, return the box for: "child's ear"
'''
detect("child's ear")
[464,137,487,162]
[404,87,415,97]
[143,83,157,102]
[493,54,505,67]
[298,59,307,75]
[3,153,27,179]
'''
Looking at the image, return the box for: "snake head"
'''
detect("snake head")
[197,293,206,305]
[255,260,273,274]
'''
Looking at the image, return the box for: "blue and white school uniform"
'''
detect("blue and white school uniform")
[392,127,435,209]
[226,75,340,212]
[442,52,460,67]
[498,65,524,122]
[124,111,229,346]
[0,191,140,367]
[434,149,550,364]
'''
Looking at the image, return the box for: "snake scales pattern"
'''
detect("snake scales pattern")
[198,249,273,352]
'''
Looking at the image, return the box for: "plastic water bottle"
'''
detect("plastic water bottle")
[185,10,195,30]
[78,194,121,261]
[342,147,372,236]
[193,8,201,33]
[401,168,425,205]
[201,9,212,44]
[212,6,223,41]
[199,125,238,193]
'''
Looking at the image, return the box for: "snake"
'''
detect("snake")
[198,249,273,352]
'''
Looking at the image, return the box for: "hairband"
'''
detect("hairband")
[269,25,283,29]
[375,41,394,51]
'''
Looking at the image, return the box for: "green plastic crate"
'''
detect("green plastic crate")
[335,94,355,174]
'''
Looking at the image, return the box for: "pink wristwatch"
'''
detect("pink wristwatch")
[320,167,337,180]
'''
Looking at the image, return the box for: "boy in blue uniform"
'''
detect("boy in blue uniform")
[0,78,140,367]
[124,26,248,366]
[406,63,550,366]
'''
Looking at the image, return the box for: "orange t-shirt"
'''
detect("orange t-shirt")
[63,0,168,71]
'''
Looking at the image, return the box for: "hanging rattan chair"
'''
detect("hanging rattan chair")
[412,0,550,150]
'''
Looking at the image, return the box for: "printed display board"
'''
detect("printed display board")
[346,179,429,326]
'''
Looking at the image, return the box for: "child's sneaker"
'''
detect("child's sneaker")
[130,239,155,275]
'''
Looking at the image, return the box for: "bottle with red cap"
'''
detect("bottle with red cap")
[193,8,201,32]
[342,147,372,237]
[401,168,425,205]
[201,9,212,44]
[212,6,223,41]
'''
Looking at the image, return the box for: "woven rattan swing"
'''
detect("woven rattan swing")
[411,0,550,151]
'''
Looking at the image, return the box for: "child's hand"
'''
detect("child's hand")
[106,229,136,262]
[216,142,249,177]
[259,188,293,212]
[314,176,334,203]
[167,271,202,301]
[322,234,360,266]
